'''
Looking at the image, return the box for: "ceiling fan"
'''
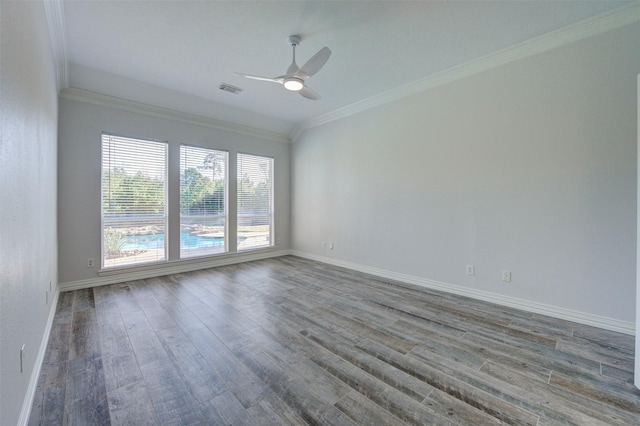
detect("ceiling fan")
[235,35,331,100]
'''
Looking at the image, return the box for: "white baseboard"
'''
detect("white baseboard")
[59,248,635,335]
[18,289,60,426]
[60,249,292,292]
[290,251,635,336]
[21,249,635,425]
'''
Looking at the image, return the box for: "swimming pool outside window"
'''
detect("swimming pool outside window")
[101,133,168,269]
[180,145,228,258]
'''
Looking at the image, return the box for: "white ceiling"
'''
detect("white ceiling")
[60,1,633,135]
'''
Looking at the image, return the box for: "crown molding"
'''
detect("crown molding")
[292,2,640,141]
[60,87,291,143]
[43,0,68,91]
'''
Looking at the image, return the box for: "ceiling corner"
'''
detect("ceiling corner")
[44,0,69,91]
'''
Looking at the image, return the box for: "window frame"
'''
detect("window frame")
[237,152,275,251]
[99,134,279,271]
[179,144,229,259]
[101,132,168,269]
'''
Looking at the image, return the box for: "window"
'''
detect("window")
[101,134,168,268]
[180,145,228,258]
[101,135,275,268]
[237,153,274,250]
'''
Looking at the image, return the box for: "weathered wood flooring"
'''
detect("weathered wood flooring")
[29,256,638,425]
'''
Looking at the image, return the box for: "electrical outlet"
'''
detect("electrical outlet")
[466,265,475,276]
[87,258,94,268]
[502,271,512,282]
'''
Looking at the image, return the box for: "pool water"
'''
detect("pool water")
[119,232,224,250]
[181,232,224,249]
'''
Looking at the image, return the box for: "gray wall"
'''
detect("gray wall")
[57,97,291,285]
[292,23,640,324]
[0,1,59,423]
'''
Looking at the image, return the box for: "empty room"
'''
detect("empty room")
[2,0,640,424]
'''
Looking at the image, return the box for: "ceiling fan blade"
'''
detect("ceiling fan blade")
[299,86,321,100]
[298,47,331,77]
[235,72,283,84]
[286,61,299,76]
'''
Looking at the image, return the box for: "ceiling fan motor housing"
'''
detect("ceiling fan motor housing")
[288,35,301,46]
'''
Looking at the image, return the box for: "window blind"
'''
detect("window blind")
[101,133,167,268]
[180,145,228,258]
[237,153,274,250]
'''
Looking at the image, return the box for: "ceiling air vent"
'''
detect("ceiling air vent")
[219,83,243,94]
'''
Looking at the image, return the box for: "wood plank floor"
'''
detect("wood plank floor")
[29,256,639,425]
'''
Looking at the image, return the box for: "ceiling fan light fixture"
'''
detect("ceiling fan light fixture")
[283,77,304,91]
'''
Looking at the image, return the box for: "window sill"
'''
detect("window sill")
[97,247,278,277]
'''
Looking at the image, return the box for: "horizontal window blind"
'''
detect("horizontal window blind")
[237,153,273,250]
[180,145,228,258]
[101,133,167,268]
